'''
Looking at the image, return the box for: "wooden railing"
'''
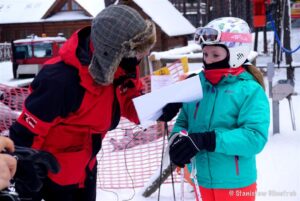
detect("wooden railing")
[0,43,11,62]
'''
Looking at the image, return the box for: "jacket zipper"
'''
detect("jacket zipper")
[235,155,240,176]
[207,86,217,185]
[193,101,200,119]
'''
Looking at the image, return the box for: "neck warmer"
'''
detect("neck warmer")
[204,67,245,85]
[203,57,230,70]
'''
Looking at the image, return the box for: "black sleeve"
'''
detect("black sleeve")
[26,63,85,122]
[10,62,85,146]
[10,122,35,146]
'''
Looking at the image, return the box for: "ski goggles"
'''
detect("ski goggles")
[194,27,252,44]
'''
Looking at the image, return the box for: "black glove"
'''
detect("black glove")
[13,146,60,194]
[113,75,136,88]
[157,103,182,122]
[169,131,216,167]
[114,57,140,88]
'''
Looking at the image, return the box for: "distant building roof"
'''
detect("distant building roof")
[45,11,92,22]
[0,0,195,37]
[75,0,105,17]
[133,0,196,36]
[0,0,56,24]
[0,0,104,24]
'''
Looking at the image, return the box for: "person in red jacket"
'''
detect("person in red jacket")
[9,4,156,201]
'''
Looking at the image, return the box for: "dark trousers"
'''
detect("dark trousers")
[19,165,97,201]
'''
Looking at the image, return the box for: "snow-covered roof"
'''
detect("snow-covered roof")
[0,0,104,24]
[13,36,67,43]
[150,43,202,60]
[133,0,196,36]
[45,11,93,22]
[0,0,55,24]
[0,0,194,37]
[75,0,105,17]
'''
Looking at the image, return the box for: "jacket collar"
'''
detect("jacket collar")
[201,68,255,86]
[59,26,109,95]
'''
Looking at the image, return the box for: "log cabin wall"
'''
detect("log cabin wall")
[0,20,91,42]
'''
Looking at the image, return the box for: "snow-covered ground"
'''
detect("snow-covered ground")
[0,61,33,87]
[1,28,300,201]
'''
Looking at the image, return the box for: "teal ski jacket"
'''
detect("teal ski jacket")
[172,70,270,189]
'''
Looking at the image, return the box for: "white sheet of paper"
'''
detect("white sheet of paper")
[133,75,203,127]
[150,75,173,91]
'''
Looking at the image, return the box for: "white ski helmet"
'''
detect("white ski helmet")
[195,17,253,68]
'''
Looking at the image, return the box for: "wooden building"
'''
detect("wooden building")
[169,0,253,28]
[119,0,195,51]
[0,0,195,52]
[0,0,103,42]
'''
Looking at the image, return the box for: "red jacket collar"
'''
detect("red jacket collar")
[59,26,106,95]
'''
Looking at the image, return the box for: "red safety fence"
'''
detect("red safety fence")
[0,84,29,135]
[97,119,176,189]
[0,77,179,189]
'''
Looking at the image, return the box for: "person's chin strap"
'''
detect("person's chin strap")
[204,66,245,85]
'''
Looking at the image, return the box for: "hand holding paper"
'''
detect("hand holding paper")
[133,75,203,127]
[157,102,183,122]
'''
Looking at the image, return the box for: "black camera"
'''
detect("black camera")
[0,189,20,201]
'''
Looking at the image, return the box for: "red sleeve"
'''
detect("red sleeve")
[114,66,144,124]
[17,108,61,149]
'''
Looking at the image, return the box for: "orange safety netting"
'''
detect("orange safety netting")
[0,84,29,135]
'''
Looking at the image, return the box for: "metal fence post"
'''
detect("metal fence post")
[267,62,274,98]
[267,62,280,134]
[272,100,280,134]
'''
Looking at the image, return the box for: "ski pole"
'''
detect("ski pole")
[191,158,201,201]
[180,167,184,201]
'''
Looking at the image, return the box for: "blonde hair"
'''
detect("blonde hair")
[244,65,265,90]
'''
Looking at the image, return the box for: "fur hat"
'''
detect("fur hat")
[89,5,156,85]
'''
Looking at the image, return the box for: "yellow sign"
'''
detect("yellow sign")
[152,57,189,76]
[153,67,170,75]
